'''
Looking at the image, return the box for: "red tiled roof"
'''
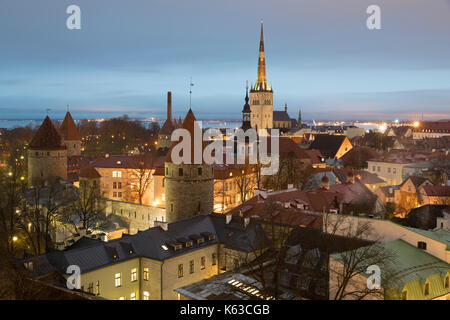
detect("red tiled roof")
[421,185,450,197]
[59,112,81,141]
[29,116,66,150]
[79,166,101,179]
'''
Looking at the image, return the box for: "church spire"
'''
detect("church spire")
[255,20,269,92]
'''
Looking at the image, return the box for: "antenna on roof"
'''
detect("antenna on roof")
[189,77,194,108]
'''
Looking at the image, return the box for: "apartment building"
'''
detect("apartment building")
[20,214,269,300]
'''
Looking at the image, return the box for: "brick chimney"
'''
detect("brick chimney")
[167,91,172,121]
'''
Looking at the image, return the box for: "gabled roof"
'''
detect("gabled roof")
[309,134,349,159]
[59,112,81,141]
[29,116,66,150]
[23,214,269,274]
[400,176,430,189]
[420,185,450,197]
[273,111,291,122]
[79,166,101,179]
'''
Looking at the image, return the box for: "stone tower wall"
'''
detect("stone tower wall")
[164,162,214,223]
[250,91,273,129]
[63,139,82,157]
[28,149,67,186]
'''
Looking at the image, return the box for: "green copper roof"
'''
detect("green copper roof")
[405,227,450,249]
[331,239,450,299]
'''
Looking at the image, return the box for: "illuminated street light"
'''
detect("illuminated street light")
[12,236,18,242]
[413,121,420,127]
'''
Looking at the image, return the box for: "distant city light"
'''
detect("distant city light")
[378,124,387,133]
[413,121,420,127]
[394,119,399,124]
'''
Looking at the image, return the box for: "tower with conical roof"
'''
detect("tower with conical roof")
[250,21,273,130]
[164,109,214,223]
[59,111,82,157]
[28,116,67,186]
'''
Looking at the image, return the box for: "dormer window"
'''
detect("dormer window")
[417,241,427,250]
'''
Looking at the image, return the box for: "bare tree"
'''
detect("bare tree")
[235,164,257,204]
[126,154,154,205]
[323,213,397,300]
[17,181,73,255]
[63,179,107,233]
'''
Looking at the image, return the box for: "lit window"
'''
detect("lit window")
[143,291,149,300]
[119,296,125,300]
[162,194,165,201]
[143,267,149,281]
[95,281,100,295]
[113,171,117,178]
[130,292,136,300]
[131,268,137,282]
[117,171,122,178]
[115,273,122,287]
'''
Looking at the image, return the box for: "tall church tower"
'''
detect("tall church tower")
[164,109,214,223]
[250,21,273,130]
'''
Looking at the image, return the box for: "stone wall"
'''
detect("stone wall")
[27,149,67,186]
[165,162,214,223]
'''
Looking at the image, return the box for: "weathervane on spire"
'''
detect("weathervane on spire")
[189,77,194,108]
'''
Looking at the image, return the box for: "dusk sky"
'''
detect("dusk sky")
[1,0,450,121]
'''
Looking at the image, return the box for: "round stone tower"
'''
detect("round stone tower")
[28,116,67,187]
[164,109,214,223]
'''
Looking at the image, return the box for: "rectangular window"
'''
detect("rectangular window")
[212,253,217,266]
[113,171,117,178]
[113,192,117,197]
[115,273,122,287]
[143,291,149,300]
[131,268,137,282]
[117,171,122,178]
[377,166,380,172]
[445,276,449,288]
[95,281,100,295]
[118,182,122,189]
[417,241,427,250]
[190,260,194,274]
[179,168,183,176]
[393,168,396,174]
[88,282,93,294]
[113,182,117,189]
[178,264,183,278]
[118,192,122,197]
[130,292,136,300]
[198,168,202,176]
[143,267,149,281]
[201,256,206,270]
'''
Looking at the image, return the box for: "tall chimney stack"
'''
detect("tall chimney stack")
[167,91,172,121]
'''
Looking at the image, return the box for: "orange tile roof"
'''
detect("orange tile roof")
[29,116,66,150]
[59,112,81,141]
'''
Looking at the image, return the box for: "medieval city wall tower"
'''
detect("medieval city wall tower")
[164,109,214,223]
[28,116,67,187]
[250,21,273,130]
[59,111,82,157]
